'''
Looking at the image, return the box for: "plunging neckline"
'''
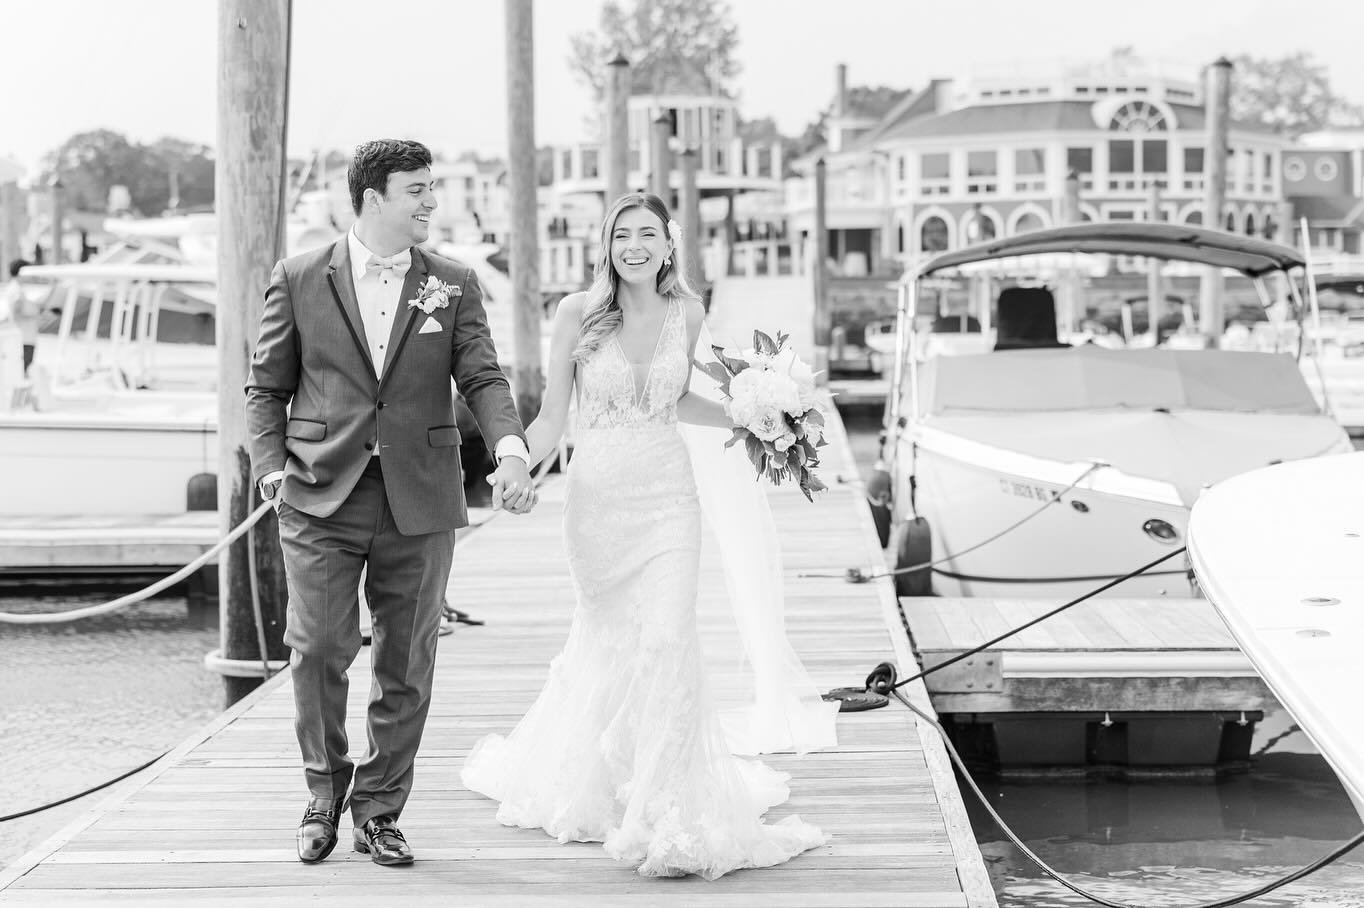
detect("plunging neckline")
[613,299,674,410]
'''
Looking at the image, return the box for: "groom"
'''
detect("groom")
[246,139,535,866]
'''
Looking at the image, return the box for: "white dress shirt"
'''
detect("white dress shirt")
[257,232,528,497]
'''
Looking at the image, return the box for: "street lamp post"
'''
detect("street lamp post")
[48,174,64,266]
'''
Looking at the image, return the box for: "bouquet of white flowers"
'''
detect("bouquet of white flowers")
[698,330,828,501]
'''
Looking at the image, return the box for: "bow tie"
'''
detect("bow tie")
[366,252,412,276]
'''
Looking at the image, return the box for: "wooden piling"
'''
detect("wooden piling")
[215,0,292,705]
[48,175,64,266]
[813,157,830,383]
[649,114,672,204]
[0,181,17,278]
[1147,180,1163,342]
[604,53,630,205]
[505,0,543,422]
[677,147,703,293]
[1200,57,1232,347]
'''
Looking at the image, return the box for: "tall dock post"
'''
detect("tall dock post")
[604,53,630,205]
[1147,180,1164,343]
[48,175,64,265]
[215,0,291,704]
[505,0,543,421]
[813,157,831,384]
[1200,57,1232,348]
[650,114,672,205]
[678,148,703,293]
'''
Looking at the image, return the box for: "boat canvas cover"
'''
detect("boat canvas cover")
[918,347,1339,505]
[918,346,1319,416]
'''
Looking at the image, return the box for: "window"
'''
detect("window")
[582,148,599,179]
[1067,147,1093,174]
[897,155,906,181]
[1013,212,1045,235]
[1014,148,1047,192]
[920,216,949,253]
[921,153,950,179]
[966,150,997,193]
[1142,140,1167,174]
[1109,140,1135,173]
[1183,147,1205,191]
[920,152,950,196]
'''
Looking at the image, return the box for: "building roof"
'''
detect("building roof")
[877,100,1277,142]
[1290,196,1364,226]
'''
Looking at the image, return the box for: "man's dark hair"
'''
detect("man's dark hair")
[348,140,434,215]
[8,259,30,279]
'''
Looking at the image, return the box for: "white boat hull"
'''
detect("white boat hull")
[0,399,217,518]
[911,440,1192,600]
[1189,452,1364,821]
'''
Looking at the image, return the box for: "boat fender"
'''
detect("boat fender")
[186,472,218,511]
[866,460,893,548]
[892,516,933,597]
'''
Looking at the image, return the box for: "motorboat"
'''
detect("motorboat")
[878,222,1352,600]
[1188,452,1364,819]
[0,262,220,518]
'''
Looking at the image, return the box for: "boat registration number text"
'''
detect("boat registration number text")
[999,479,1057,501]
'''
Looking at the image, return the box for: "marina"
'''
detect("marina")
[4,3,1364,905]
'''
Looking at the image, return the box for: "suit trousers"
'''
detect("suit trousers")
[276,456,456,825]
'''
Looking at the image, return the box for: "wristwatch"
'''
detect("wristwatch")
[260,479,281,501]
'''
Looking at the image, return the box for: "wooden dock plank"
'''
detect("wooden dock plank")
[0,401,994,907]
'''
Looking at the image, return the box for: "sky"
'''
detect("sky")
[2,0,1364,181]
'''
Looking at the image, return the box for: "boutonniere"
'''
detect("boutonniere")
[407,275,461,314]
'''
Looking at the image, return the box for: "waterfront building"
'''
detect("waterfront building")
[791,57,1293,279]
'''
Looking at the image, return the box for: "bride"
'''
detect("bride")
[461,192,831,879]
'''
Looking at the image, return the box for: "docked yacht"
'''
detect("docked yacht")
[880,222,1352,600]
[1188,452,1364,819]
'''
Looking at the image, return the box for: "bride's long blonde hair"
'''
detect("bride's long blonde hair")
[572,192,700,363]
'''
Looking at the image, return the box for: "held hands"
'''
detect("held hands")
[487,456,537,515]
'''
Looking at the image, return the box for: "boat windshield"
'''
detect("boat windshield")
[917,346,1320,416]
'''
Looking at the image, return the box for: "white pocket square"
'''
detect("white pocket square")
[418,316,443,335]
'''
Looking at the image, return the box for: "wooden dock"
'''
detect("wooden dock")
[902,597,1274,769]
[0,406,996,906]
[0,513,219,576]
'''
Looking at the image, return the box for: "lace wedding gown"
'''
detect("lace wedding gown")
[461,298,826,879]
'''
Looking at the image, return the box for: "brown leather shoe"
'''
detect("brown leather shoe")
[296,797,344,863]
[353,815,414,865]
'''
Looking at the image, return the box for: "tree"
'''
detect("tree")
[792,85,907,156]
[1230,52,1364,137]
[40,129,215,215]
[569,0,740,101]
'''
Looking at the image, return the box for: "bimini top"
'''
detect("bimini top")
[919,221,1305,279]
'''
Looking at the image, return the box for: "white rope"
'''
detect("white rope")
[0,501,273,625]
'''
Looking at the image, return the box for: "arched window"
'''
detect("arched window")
[1244,212,1256,236]
[920,216,949,253]
[1225,212,1237,231]
[1262,216,1277,241]
[1013,212,1045,235]
[1108,101,1168,133]
[897,222,905,253]
[964,210,997,244]
[1185,210,1203,225]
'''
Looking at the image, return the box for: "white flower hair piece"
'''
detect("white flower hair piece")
[666,218,682,244]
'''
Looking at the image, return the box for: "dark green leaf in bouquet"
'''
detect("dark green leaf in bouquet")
[699,361,733,387]
[753,330,778,355]
[791,444,807,466]
[805,408,825,428]
[724,426,748,449]
[777,330,789,348]
[745,434,767,473]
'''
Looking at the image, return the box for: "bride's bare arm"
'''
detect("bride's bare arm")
[523,293,584,465]
[676,296,732,429]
